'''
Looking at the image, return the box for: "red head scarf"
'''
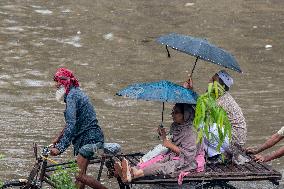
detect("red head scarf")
[54,68,79,95]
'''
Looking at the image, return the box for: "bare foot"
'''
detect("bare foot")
[114,161,122,178]
[121,158,132,183]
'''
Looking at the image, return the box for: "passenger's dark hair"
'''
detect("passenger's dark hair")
[175,103,185,114]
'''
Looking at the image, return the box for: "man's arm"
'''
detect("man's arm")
[254,146,284,162]
[53,96,77,155]
[51,126,66,145]
[246,133,284,154]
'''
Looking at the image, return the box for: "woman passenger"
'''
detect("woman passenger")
[115,103,204,182]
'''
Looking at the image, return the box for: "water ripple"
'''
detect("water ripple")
[34,9,53,15]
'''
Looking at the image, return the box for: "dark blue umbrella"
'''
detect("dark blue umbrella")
[117,80,198,127]
[157,33,242,75]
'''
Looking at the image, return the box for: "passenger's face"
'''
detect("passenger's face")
[171,106,184,124]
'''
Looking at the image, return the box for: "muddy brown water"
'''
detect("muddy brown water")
[0,0,283,188]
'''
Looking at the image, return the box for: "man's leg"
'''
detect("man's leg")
[76,154,88,189]
[76,154,107,189]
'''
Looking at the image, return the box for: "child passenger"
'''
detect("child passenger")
[115,103,204,183]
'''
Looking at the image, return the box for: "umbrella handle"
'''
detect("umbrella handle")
[190,57,199,77]
[160,102,165,128]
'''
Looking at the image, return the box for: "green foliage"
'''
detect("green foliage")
[193,81,232,151]
[50,161,78,189]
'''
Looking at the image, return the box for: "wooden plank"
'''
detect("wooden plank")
[225,163,241,172]
[207,164,224,173]
[248,160,266,172]
[215,164,233,173]
[132,174,282,184]
[204,164,214,172]
[243,162,266,173]
[233,163,249,173]
[131,167,281,182]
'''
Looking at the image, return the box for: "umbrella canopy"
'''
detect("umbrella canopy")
[157,33,242,74]
[117,80,198,127]
[116,80,198,104]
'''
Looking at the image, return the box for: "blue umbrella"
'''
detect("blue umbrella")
[157,33,242,75]
[117,80,198,127]
[117,80,198,104]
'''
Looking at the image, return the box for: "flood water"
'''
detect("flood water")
[0,0,283,188]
